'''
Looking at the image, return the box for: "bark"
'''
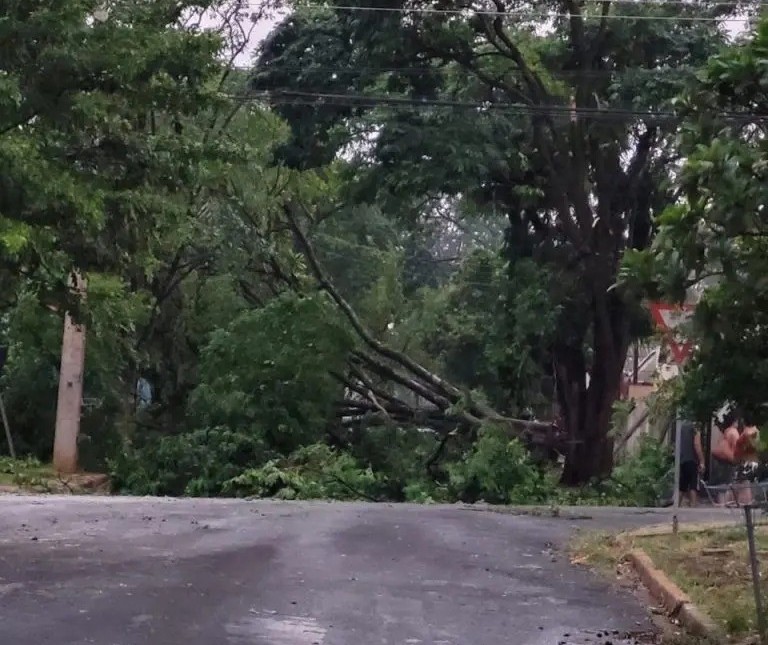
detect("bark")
[559,289,632,484]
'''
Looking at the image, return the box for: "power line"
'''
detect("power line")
[241,2,753,22]
[268,91,676,116]
[237,89,768,122]
[253,65,699,77]
[261,97,764,124]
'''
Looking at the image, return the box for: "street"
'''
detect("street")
[0,497,735,644]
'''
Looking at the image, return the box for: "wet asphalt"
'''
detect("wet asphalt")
[0,497,737,645]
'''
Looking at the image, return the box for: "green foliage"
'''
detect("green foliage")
[110,415,671,506]
[346,425,450,502]
[596,437,672,507]
[0,0,224,303]
[189,293,354,454]
[1,0,743,507]
[610,399,635,438]
[224,443,383,500]
[394,253,556,415]
[313,203,401,311]
[441,424,670,508]
[253,0,732,483]
[109,427,268,496]
[447,424,559,504]
[624,18,768,422]
[0,292,61,457]
[0,455,52,489]
[548,437,672,507]
[0,283,146,464]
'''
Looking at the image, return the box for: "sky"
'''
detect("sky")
[200,2,749,69]
[199,4,283,68]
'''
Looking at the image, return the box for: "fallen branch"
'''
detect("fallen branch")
[425,431,456,476]
[286,201,462,401]
[351,351,453,411]
[284,200,556,439]
[326,473,380,502]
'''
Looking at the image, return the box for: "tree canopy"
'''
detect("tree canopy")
[252,0,733,482]
[2,0,767,503]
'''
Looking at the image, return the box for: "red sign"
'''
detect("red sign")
[649,302,695,365]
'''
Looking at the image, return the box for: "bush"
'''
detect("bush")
[0,455,52,488]
[346,426,449,501]
[546,436,672,507]
[109,426,269,496]
[598,436,672,506]
[109,417,671,506]
[447,423,558,504]
[189,293,353,455]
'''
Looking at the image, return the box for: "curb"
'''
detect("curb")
[621,520,741,539]
[626,548,725,643]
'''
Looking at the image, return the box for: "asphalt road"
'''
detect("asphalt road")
[0,497,737,645]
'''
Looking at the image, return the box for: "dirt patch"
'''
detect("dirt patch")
[0,458,109,494]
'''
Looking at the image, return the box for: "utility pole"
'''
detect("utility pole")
[53,274,87,474]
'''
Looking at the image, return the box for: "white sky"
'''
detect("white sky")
[198,6,281,68]
[201,5,748,70]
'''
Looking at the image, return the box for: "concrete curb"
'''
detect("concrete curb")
[621,520,740,539]
[626,548,725,644]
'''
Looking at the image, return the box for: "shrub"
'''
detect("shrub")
[548,436,672,507]
[189,293,353,455]
[447,423,558,504]
[598,435,672,506]
[109,426,268,496]
[346,425,448,501]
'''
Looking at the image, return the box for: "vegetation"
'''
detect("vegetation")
[0,0,765,504]
[574,525,768,639]
[625,19,768,425]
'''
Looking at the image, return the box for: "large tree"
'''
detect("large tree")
[0,0,303,450]
[0,0,228,305]
[253,0,735,482]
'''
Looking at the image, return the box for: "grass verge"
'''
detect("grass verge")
[572,522,768,642]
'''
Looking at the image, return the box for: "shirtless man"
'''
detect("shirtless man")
[711,414,760,505]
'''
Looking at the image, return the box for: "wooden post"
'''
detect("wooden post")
[53,274,86,474]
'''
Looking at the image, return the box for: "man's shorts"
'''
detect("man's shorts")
[710,458,736,486]
[679,460,699,492]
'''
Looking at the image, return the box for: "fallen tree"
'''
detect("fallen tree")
[284,201,559,448]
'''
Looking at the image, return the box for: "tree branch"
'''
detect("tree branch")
[351,351,453,411]
[486,0,550,103]
[285,201,555,437]
[285,201,464,401]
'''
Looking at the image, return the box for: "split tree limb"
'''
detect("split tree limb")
[285,201,462,402]
[284,200,556,438]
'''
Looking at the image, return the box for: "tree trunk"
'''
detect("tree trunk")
[559,290,631,485]
[559,374,617,485]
